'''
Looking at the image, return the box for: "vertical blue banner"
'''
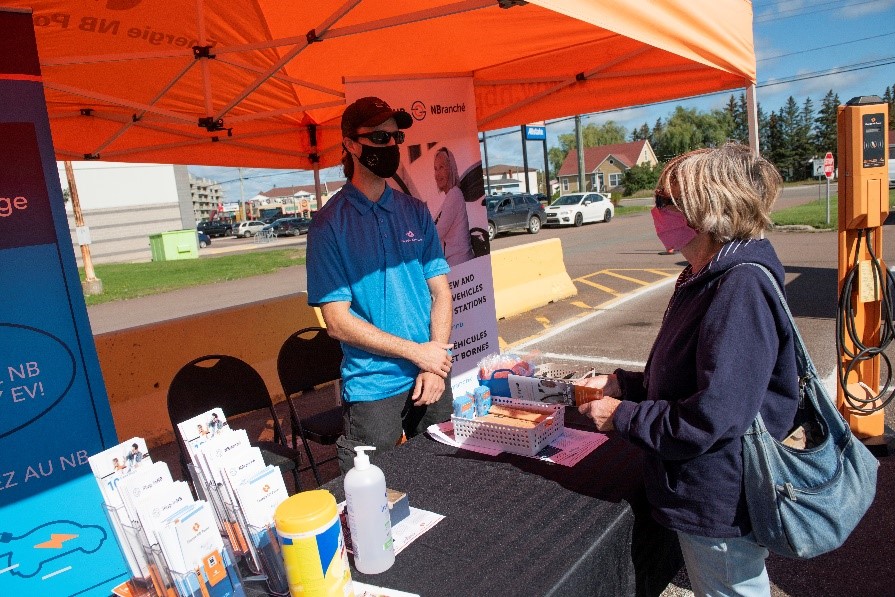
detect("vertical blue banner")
[0,9,128,596]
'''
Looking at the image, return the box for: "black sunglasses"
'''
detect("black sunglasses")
[353,130,405,145]
[654,191,675,209]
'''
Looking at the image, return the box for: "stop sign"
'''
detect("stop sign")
[823,152,835,179]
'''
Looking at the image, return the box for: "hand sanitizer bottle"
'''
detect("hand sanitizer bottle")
[344,446,395,574]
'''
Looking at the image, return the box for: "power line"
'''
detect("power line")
[758,31,895,62]
[755,0,888,23]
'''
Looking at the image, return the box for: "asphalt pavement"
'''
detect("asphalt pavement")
[86,184,894,597]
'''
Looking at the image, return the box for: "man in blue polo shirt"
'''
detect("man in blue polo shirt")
[307,96,454,473]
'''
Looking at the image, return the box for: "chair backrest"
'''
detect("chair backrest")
[168,354,277,422]
[277,327,343,397]
[167,354,293,488]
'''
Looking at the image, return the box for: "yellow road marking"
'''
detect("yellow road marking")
[600,271,651,285]
[535,316,550,328]
[571,300,592,309]
[576,278,622,295]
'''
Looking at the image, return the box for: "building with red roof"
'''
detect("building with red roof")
[556,140,657,195]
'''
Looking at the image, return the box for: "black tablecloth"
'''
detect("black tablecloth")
[323,408,682,597]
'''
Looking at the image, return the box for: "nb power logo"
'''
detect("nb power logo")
[411,101,427,121]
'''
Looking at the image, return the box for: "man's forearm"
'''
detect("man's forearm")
[429,285,452,344]
[321,304,417,361]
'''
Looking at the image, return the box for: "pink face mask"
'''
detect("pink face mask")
[651,207,698,252]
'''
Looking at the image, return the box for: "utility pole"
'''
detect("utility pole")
[64,161,102,295]
[575,115,586,191]
[520,125,530,194]
[482,132,492,196]
[238,167,246,221]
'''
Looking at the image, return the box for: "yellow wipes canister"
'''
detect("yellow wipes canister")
[274,490,353,597]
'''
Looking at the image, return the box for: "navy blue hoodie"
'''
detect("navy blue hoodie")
[613,238,800,538]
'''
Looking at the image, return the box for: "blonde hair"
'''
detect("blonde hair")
[656,143,782,243]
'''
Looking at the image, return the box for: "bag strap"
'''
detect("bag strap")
[729,263,816,378]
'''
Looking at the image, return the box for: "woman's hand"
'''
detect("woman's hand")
[578,397,621,432]
[579,373,621,397]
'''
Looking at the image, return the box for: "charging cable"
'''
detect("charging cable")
[835,228,895,413]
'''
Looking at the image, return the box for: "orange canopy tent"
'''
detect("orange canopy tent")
[7,0,756,170]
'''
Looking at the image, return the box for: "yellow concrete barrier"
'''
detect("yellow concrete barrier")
[94,292,324,447]
[491,238,577,319]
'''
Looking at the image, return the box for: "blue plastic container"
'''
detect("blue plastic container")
[478,368,514,397]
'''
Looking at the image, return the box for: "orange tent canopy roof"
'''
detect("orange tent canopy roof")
[6,0,755,169]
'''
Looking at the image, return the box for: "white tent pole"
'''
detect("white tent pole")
[44,82,196,123]
[215,56,344,97]
[227,100,345,123]
[213,0,362,121]
[196,0,214,116]
[324,0,492,40]
[746,84,760,155]
[479,47,649,127]
[93,60,198,155]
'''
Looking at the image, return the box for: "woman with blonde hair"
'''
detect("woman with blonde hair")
[430,146,474,266]
[579,143,800,596]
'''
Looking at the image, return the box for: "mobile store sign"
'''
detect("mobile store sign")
[0,9,127,596]
[524,124,546,141]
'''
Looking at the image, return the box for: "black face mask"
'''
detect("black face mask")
[358,143,400,179]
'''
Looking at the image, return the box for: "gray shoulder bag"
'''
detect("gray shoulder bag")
[738,263,879,559]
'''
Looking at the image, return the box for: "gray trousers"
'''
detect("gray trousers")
[336,376,452,474]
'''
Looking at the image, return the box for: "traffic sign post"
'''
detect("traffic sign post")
[824,151,834,225]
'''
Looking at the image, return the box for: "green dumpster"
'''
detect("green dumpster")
[149,229,199,261]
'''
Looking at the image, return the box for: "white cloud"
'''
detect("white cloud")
[755,0,810,20]
[839,0,895,18]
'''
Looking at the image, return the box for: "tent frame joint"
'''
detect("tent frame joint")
[497,0,528,8]
[79,108,94,117]
[309,152,320,164]
[306,29,322,44]
[84,153,100,160]
[192,45,216,60]
[575,72,586,82]
[198,116,231,136]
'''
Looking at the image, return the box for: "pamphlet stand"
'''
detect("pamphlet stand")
[149,540,244,597]
[247,524,289,596]
[103,504,168,597]
[204,473,289,596]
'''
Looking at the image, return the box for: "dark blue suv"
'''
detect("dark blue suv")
[486,194,546,240]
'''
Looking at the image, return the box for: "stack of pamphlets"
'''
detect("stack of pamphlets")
[88,438,154,586]
[175,408,290,595]
[90,438,245,597]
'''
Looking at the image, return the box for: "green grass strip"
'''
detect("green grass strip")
[79,248,305,305]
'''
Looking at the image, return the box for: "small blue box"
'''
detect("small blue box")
[387,489,410,526]
[473,386,492,416]
[453,394,475,419]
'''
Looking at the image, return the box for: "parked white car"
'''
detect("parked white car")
[545,193,614,227]
[234,220,267,237]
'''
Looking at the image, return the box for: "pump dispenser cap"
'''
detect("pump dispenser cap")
[353,445,375,470]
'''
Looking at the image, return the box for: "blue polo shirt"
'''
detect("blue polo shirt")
[306,182,450,402]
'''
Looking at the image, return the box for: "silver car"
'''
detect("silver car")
[234,220,267,237]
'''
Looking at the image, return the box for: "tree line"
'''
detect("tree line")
[548,85,895,196]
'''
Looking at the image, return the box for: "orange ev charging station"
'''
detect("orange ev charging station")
[836,95,894,452]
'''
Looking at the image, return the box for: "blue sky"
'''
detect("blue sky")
[190,0,895,200]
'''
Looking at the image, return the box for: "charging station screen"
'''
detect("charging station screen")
[861,113,885,168]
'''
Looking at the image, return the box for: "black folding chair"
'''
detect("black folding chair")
[167,354,303,493]
[276,327,343,486]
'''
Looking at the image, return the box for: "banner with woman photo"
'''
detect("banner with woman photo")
[345,76,498,398]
